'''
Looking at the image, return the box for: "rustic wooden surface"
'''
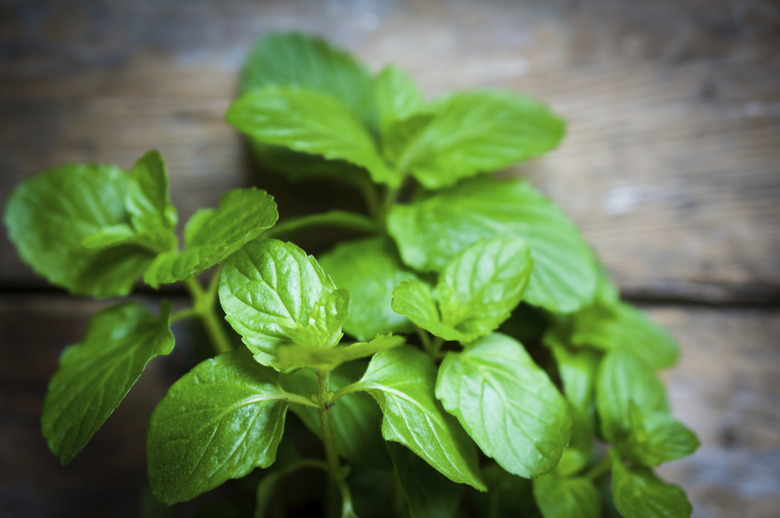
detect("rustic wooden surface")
[1,1,778,517]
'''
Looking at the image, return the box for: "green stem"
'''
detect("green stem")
[283,391,321,409]
[431,337,446,360]
[317,371,340,517]
[585,454,612,481]
[185,275,232,355]
[170,307,199,323]
[264,210,380,240]
[359,179,384,222]
[330,382,365,403]
[415,326,434,356]
[317,368,342,481]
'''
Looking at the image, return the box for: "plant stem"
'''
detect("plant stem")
[330,382,365,403]
[263,210,379,240]
[170,307,199,323]
[317,369,343,511]
[415,326,433,355]
[359,178,384,222]
[185,275,232,355]
[585,454,612,481]
[430,336,446,361]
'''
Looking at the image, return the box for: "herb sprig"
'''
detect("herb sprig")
[4,32,698,517]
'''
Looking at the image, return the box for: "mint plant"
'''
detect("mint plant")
[4,32,699,517]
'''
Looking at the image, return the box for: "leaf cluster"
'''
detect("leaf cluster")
[4,32,698,517]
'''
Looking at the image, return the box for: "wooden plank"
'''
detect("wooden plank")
[1,0,779,300]
[1,296,778,517]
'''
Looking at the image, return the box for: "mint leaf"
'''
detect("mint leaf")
[596,351,667,442]
[282,288,350,349]
[374,65,424,128]
[387,443,463,518]
[144,187,278,287]
[391,279,471,342]
[81,225,176,254]
[147,351,290,504]
[547,337,599,475]
[548,338,600,417]
[391,237,533,343]
[381,113,435,165]
[572,302,679,370]
[611,452,693,518]
[396,91,565,189]
[219,239,346,366]
[126,149,177,232]
[276,334,405,371]
[319,238,419,340]
[227,86,399,187]
[436,236,533,337]
[555,405,594,477]
[42,301,174,464]
[5,163,155,297]
[436,333,571,478]
[388,177,598,313]
[356,346,485,489]
[239,32,377,129]
[283,362,388,468]
[533,474,601,518]
[617,403,699,467]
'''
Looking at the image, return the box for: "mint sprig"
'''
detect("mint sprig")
[4,31,698,518]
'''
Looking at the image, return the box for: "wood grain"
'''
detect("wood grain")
[1,0,779,302]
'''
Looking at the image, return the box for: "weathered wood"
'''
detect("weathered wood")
[1,0,779,303]
[1,296,778,516]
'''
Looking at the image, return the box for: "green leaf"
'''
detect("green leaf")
[126,149,178,232]
[381,113,434,165]
[611,452,693,518]
[356,346,485,489]
[282,288,349,349]
[533,474,601,518]
[239,31,377,129]
[42,301,174,464]
[283,362,388,468]
[572,303,679,370]
[396,91,565,189]
[617,403,699,467]
[555,405,594,477]
[144,187,278,287]
[276,334,405,371]
[81,224,176,254]
[387,443,463,518]
[391,238,533,343]
[147,351,290,505]
[436,333,571,478]
[227,86,399,187]
[219,239,345,366]
[388,177,598,313]
[374,65,424,128]
[436,236,533,337]
[5,163,156,297]
[596,351,667,442]
[391,279,471,342]
[319,238,419,340]
[548,337,601,417]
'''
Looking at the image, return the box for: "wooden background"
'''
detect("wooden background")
[1,0,778,516]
